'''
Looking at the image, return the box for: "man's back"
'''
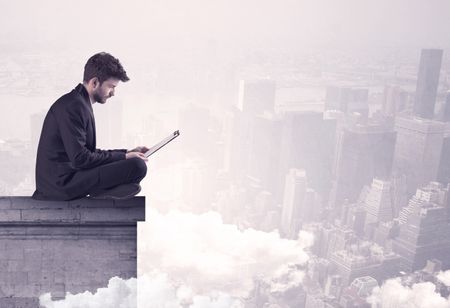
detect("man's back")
[33,84,97,200]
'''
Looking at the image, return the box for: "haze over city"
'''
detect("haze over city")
[1,0,450,307]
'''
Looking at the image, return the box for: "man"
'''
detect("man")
[32,52,148,201]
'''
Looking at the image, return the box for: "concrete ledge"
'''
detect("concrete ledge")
[0,197,145,225]
[0,196,145,305]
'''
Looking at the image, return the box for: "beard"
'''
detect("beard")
[93,91,108,104]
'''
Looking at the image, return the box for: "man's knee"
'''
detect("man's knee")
[128,157,147,179]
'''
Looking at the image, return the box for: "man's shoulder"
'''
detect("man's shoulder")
[50,87,89,114]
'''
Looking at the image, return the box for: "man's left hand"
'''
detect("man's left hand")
[127,146,149,154]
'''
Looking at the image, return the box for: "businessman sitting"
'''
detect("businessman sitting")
[32,52,148,201]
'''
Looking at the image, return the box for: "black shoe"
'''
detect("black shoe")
[89,183,141,200]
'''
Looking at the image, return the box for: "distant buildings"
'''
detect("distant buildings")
[279,111,336,199]
[339,276,378,308]
[238,79,276,115]
[329,243,401,286]
[329,120,396,215]
[382,85,412,117]
[392,116,445,196]
[362,179,395,228]
[247,113,283,197]
[413,49,443,119]
[393,182,450,271]
[280,169,307,239]
[325,86,369,117]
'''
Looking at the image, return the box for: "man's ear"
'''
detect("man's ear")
[87,77,99,89]
[91,77,100,89]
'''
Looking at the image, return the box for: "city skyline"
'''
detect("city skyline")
[1,1,450,307]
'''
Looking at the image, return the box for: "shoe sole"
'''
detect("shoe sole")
[90,185,141,200]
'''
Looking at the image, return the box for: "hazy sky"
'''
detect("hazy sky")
[1,0,450,51]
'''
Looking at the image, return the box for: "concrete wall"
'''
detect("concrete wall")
[0,196,145,306]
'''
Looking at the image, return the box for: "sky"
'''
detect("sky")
[1,0,450,51]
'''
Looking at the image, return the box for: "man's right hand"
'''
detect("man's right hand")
[126,152,148,161]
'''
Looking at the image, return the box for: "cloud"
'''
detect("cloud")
[367,278,450,308]
[137,271,244,308]
[438,270,450,287]
[138,209,311,297]
[39,277,136,308]
[40,209,312,307]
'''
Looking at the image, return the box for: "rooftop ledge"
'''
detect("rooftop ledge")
[0,196,146,225]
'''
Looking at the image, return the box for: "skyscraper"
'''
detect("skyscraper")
[393,182,450,271]
[329,120,396,215]
[392,116,445,196]
[238,79,276,115]
[382,85,411,117]
[280,169,307,239]
[363,179,395,225]
[279,111,336,200]
[247,113,283,197]
[413,49,443,119]
[325,86,369,117]
[437,91,450,122]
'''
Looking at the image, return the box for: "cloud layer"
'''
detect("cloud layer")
[368,277,450,308]
[40,209,312,307]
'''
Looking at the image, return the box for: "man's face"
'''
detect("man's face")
[93,78,119,104]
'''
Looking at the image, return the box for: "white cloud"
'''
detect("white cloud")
[40,209,312,307]
[438,270,450,287]
[368,278,450,308]
[39,277,136,308]
[137,271,244,308]
[138,209,311,297]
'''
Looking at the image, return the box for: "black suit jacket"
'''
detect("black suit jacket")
[32,84,126,200]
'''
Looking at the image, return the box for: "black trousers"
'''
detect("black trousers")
[81,157,147,196]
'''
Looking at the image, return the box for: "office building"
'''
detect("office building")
[238,79,276,115]
[413,49,443,119]
[247,113,283,196]
[325,86,369,117]
[382,85,411,117]
[279,111,336,200]
[393,182,450,271]
[363,179,394,225]
[280,169,307,239]
[330,120,396,215]
[392,116,445,196]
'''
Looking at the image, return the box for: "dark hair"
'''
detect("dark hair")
[83,52,130,84]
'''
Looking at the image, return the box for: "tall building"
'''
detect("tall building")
[223,108,252,177]
[437,123,450,185]
[392,116,445,196]
[382,85,411,117]
[247,113,283,196]
[393,182,450,271]
[278,111,336,200]
[437,91,450,122]
[346,206,366,237]
[363,179,395,225]
[325,86,369,117]
[329,120,396,216]
[238,79,276,115]
[280,169,307,239]
[413,49,443,119]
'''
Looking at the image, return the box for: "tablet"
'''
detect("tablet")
[144,130,180,158]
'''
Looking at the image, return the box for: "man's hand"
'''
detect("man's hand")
[126,151,148,161]
[127,146,149,154]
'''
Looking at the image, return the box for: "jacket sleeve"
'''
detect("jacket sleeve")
[54,103,126,170]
